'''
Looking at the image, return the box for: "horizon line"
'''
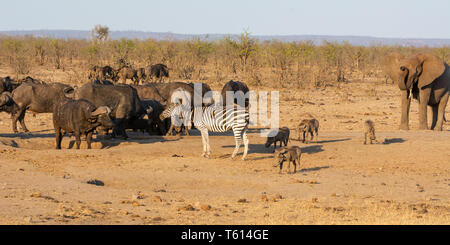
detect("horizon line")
[1,29,450,41]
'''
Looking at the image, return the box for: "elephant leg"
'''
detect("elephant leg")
[430,105,439,130]
[434,91,449,131]
[399,90,411,130]
[418,88,431,130]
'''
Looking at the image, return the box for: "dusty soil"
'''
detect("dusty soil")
[0,76,449,225]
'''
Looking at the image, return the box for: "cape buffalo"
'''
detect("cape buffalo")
[10,81,74,133]
[75,83,149,139]
[88,65,115,82]
[131,84,167,103]
[147,64,169,82]
[221,80,250,107]
[53,99,114,149]
[0,76,21,93]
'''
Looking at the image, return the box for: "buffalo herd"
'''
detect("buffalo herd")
[0,72,249,149]
[88,63,169,85]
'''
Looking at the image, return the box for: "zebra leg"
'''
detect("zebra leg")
[166,122,174,136]
[242,128,249,160]
[200,128,210,158]
[230,131,243,160]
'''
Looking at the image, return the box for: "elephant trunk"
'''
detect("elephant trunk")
[405,74,416,91]
[399,89,411,130]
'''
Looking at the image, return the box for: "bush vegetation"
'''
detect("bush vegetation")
[1,30,449,88]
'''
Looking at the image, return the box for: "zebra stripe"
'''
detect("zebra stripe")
[160,103,193,136]
[161,103,250,159]
[193,104,249,160]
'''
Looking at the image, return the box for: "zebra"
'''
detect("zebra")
[161,103,249,160]
[160,103,192,136]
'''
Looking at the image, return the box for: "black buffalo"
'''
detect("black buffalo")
[10,81,74,133]
[0,92,17,115]
[147,64,169,82]
[75,83,149,139]
[140,99,167,135]
[221,80,250,107]
[0,76,21,93]
[53,99,114,149]
[131,84,167,103]
[88,65,115,82]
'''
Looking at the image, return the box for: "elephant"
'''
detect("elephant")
[383,53,449,131]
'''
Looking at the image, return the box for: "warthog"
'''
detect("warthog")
[265,127,290,152]
[363,120,377,144]
[298,118,319,144]
[273,146,302,174]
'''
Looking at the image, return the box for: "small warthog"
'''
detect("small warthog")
[298,118,319,144]
[363,120,377,144]
[265,127,290,152]
[273,146,302,174]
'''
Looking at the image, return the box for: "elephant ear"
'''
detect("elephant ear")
[416,54,445,89]
[382,52,406,89]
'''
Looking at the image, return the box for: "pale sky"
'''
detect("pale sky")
[1,0,450,39]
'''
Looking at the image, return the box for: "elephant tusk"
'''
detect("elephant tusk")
[408,88,412,99]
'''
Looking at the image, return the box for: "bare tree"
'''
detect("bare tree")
[91,25,110,43]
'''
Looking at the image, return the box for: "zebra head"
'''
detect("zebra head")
[160,103,179,120]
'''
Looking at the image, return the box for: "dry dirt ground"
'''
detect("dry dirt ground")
[0,76,449,225]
